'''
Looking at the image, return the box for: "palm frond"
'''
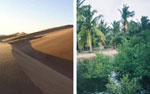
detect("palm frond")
[93,26,106,43]
[92,15,103,25]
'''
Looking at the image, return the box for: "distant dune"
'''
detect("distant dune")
[5,25,73,79]
[0,32,26,42]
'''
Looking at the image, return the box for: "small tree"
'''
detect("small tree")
[77,53,113,93]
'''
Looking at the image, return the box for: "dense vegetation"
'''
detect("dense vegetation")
[77,0,150,94]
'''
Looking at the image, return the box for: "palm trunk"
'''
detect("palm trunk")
[123,27,126,39]
[123,22,127,39]
[87,30,92,52]
[89,42,92,52]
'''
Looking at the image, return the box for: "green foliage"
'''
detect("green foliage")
[77,3,105,51]
[77,53,113,94]
[141,16,150,30]
[106,74,141,94]
[77,2,150,93]
[114,30,150,90]
[110,21,124,48]
[119,4,135,38]
[98,20,123,48]
[127,20,140,38]
[119,4,135,21]
[97,20,113,48]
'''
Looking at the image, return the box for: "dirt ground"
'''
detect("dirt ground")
[77,49,118,59]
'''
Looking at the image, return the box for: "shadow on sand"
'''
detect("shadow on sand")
[10,36,73,79]
[0,43,43,94]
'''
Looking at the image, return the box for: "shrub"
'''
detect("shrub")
[77,53,113,94]
[114,30,150,91]
[106,74,141,94]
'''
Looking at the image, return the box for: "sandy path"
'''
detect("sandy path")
[0,43,43,94]
[0,43,72,94]
[77,49,118,59]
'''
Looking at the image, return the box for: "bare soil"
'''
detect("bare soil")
[77,49,118,59]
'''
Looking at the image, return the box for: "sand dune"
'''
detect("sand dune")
[0,32,26,42]
[9,25,73,79]
[0,25,73,94]
[31,27,73,61]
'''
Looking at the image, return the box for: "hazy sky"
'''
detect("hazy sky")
[0,0,73,35]
[84,0,150,25]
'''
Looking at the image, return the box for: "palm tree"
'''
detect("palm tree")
[77,0,86,22]
[110,21,123,48]
[98,20,112,48]
[77,0,87,51]
[141,16,150,30]
[77,0,85,11]
[128,20,140,36]
[119,4,135,38]
[98,20,109,35]
[112,21,120,33]
[78,5,105,52]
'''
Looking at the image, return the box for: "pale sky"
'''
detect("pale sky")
[0,0,73,35]
[84,0,150,25]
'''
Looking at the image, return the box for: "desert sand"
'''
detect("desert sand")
[0,25,73,94]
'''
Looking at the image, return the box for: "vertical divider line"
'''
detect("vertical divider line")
[73,0,77,94]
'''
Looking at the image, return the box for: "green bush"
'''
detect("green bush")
[106,74,141,94]
[114,30,150,91]
[77,53,113,94]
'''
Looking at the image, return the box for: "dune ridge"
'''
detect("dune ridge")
[8,25,73,79]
